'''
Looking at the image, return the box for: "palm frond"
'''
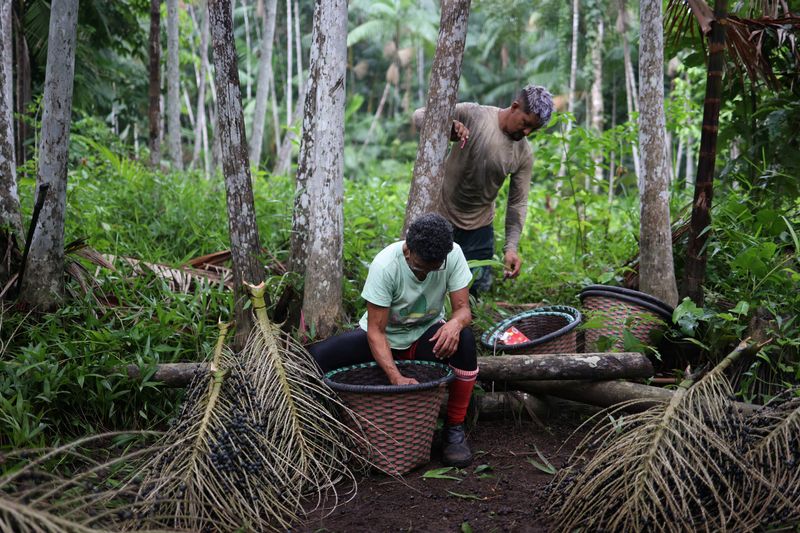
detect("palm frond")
[546,340,770,532]
[129,286,369,531]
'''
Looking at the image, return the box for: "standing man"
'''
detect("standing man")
[413,85,554,294]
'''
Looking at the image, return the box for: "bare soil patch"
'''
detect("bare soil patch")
[302,398,599,533]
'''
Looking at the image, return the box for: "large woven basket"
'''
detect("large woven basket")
[324,360,454,475]
[481,305,582,354]
[579,286,674,352]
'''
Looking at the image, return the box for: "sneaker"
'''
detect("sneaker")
[442,424,473,468]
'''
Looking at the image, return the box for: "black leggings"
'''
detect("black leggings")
[308,323,477,374]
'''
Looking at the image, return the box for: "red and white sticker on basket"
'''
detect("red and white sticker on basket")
[499,326,530,345]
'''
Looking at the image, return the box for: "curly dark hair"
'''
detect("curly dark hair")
[405,213,453,263]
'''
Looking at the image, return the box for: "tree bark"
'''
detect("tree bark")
[191,0,210,173]
[617,0,640,182]
[292,0,347,337]
[12,6,29,166]
[0,0,22,246]
[148,0,161,167]
[403,0,470,234]
[166,0,183,169]
[557,0,580,180]
[209,0,266,347]
[682,0,727,305]
[272,83,303,175]
[638,0,679,307]
[590,17,605,186]
[476,352,654,381]
[19,0,78,308]
[285,0,292,126]
[249,0,277,167]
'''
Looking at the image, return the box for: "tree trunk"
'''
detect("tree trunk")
[285,0,292,127]
[558,0,580,180]
[0,0,22,246]
[476,352,654,381]
[638,0,679,307]
[249,0,277,167]
[272,82,304,175]
[291,0,347,337]
[403,0,470,234]
[590,17,604,187]
[682,0,727,305]
[242,0,252,102]
[209,0,266,347]
[166,0,183,169]
[19,0,78,308]
[12,6,29,166]
[294,0,302,93]
[617,0,640,182]
[191,0,210,173]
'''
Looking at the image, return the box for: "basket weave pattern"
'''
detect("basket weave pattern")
[326,362,451,475]
[481,305,581,354]
[582,295,668,351]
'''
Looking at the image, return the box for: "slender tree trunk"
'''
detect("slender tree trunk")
[269,64,281,148]
[403,0,471,234]
[182,85,195,127]
[191,0,210,172]
[618,0,640,182]
[249,0,277,167]
[242,0,252,102]
[291,0,347,337]
[166,0,183,169]
[285,0,292,126]
[272,83,304,175]
[558,0,580,180]
[608,74,617,204]
[0,0,21,246]
[416,42,425,107]
[638,0,679,307]
[294,0,302,93]
[209,0,265,347]
[590,17,604,187]
[12,7,29,166]
[674,136,683,183]
[682,0,727,304]
[19,0,78,308]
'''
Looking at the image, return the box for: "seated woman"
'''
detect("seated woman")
[309,213,478,467]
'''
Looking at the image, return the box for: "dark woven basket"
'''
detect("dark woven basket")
[324,360,454,475]
[579,287,674,352]
[481,305,582,354]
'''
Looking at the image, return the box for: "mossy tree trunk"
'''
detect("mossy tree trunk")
[0,0,22,248]
[291,0,347,338]
[403,0,470,235]
[148,0,162,168]
[19,0,78,309]
[209,0,266,348]
[166,0,183,170]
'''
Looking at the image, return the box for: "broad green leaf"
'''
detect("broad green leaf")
[422,467,461,480]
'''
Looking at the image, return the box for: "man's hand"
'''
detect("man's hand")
[452,120,470,149]
[391,374,419,386]
[430,319,462,359]
[503,250,522,279]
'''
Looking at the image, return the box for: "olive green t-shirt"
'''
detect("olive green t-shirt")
[358,241,473,349]
[413,103,533,252]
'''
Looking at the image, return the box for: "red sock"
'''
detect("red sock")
[447,366,478,425]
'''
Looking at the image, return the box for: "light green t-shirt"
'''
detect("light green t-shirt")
[359,241,473,349]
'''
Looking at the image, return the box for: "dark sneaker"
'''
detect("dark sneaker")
[442,424,473,468]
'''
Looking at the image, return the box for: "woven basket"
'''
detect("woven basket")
[324,360,454,475]
[579,287,674,352]
[481,305,582,354]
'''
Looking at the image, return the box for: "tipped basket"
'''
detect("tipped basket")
[324,360,454,475]
[579,286,674,352]
[481,305,582,354]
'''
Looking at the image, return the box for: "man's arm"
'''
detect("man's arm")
[413,106,470,146]
[503,155,533,278]
[366,302,418,385]
[429,287,471,359]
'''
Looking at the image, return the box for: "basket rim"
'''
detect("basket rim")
[580,284,674,315]
[480,305,582,352]
[579,289,674,321]
[323,360,455,394]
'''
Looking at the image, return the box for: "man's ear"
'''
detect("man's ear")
[510,100,521,110]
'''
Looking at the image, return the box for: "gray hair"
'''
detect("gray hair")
[518,85,554,127]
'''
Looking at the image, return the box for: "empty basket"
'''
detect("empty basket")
[579,285,674,352]
[481,305,582,354]
[324,360,454,475]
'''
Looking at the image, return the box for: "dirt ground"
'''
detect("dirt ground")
[302,397,599,533]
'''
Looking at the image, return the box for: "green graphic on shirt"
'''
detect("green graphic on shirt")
[394,295,430,323]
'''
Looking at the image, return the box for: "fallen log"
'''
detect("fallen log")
[128,352,653,388]
[475,352,653,381]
